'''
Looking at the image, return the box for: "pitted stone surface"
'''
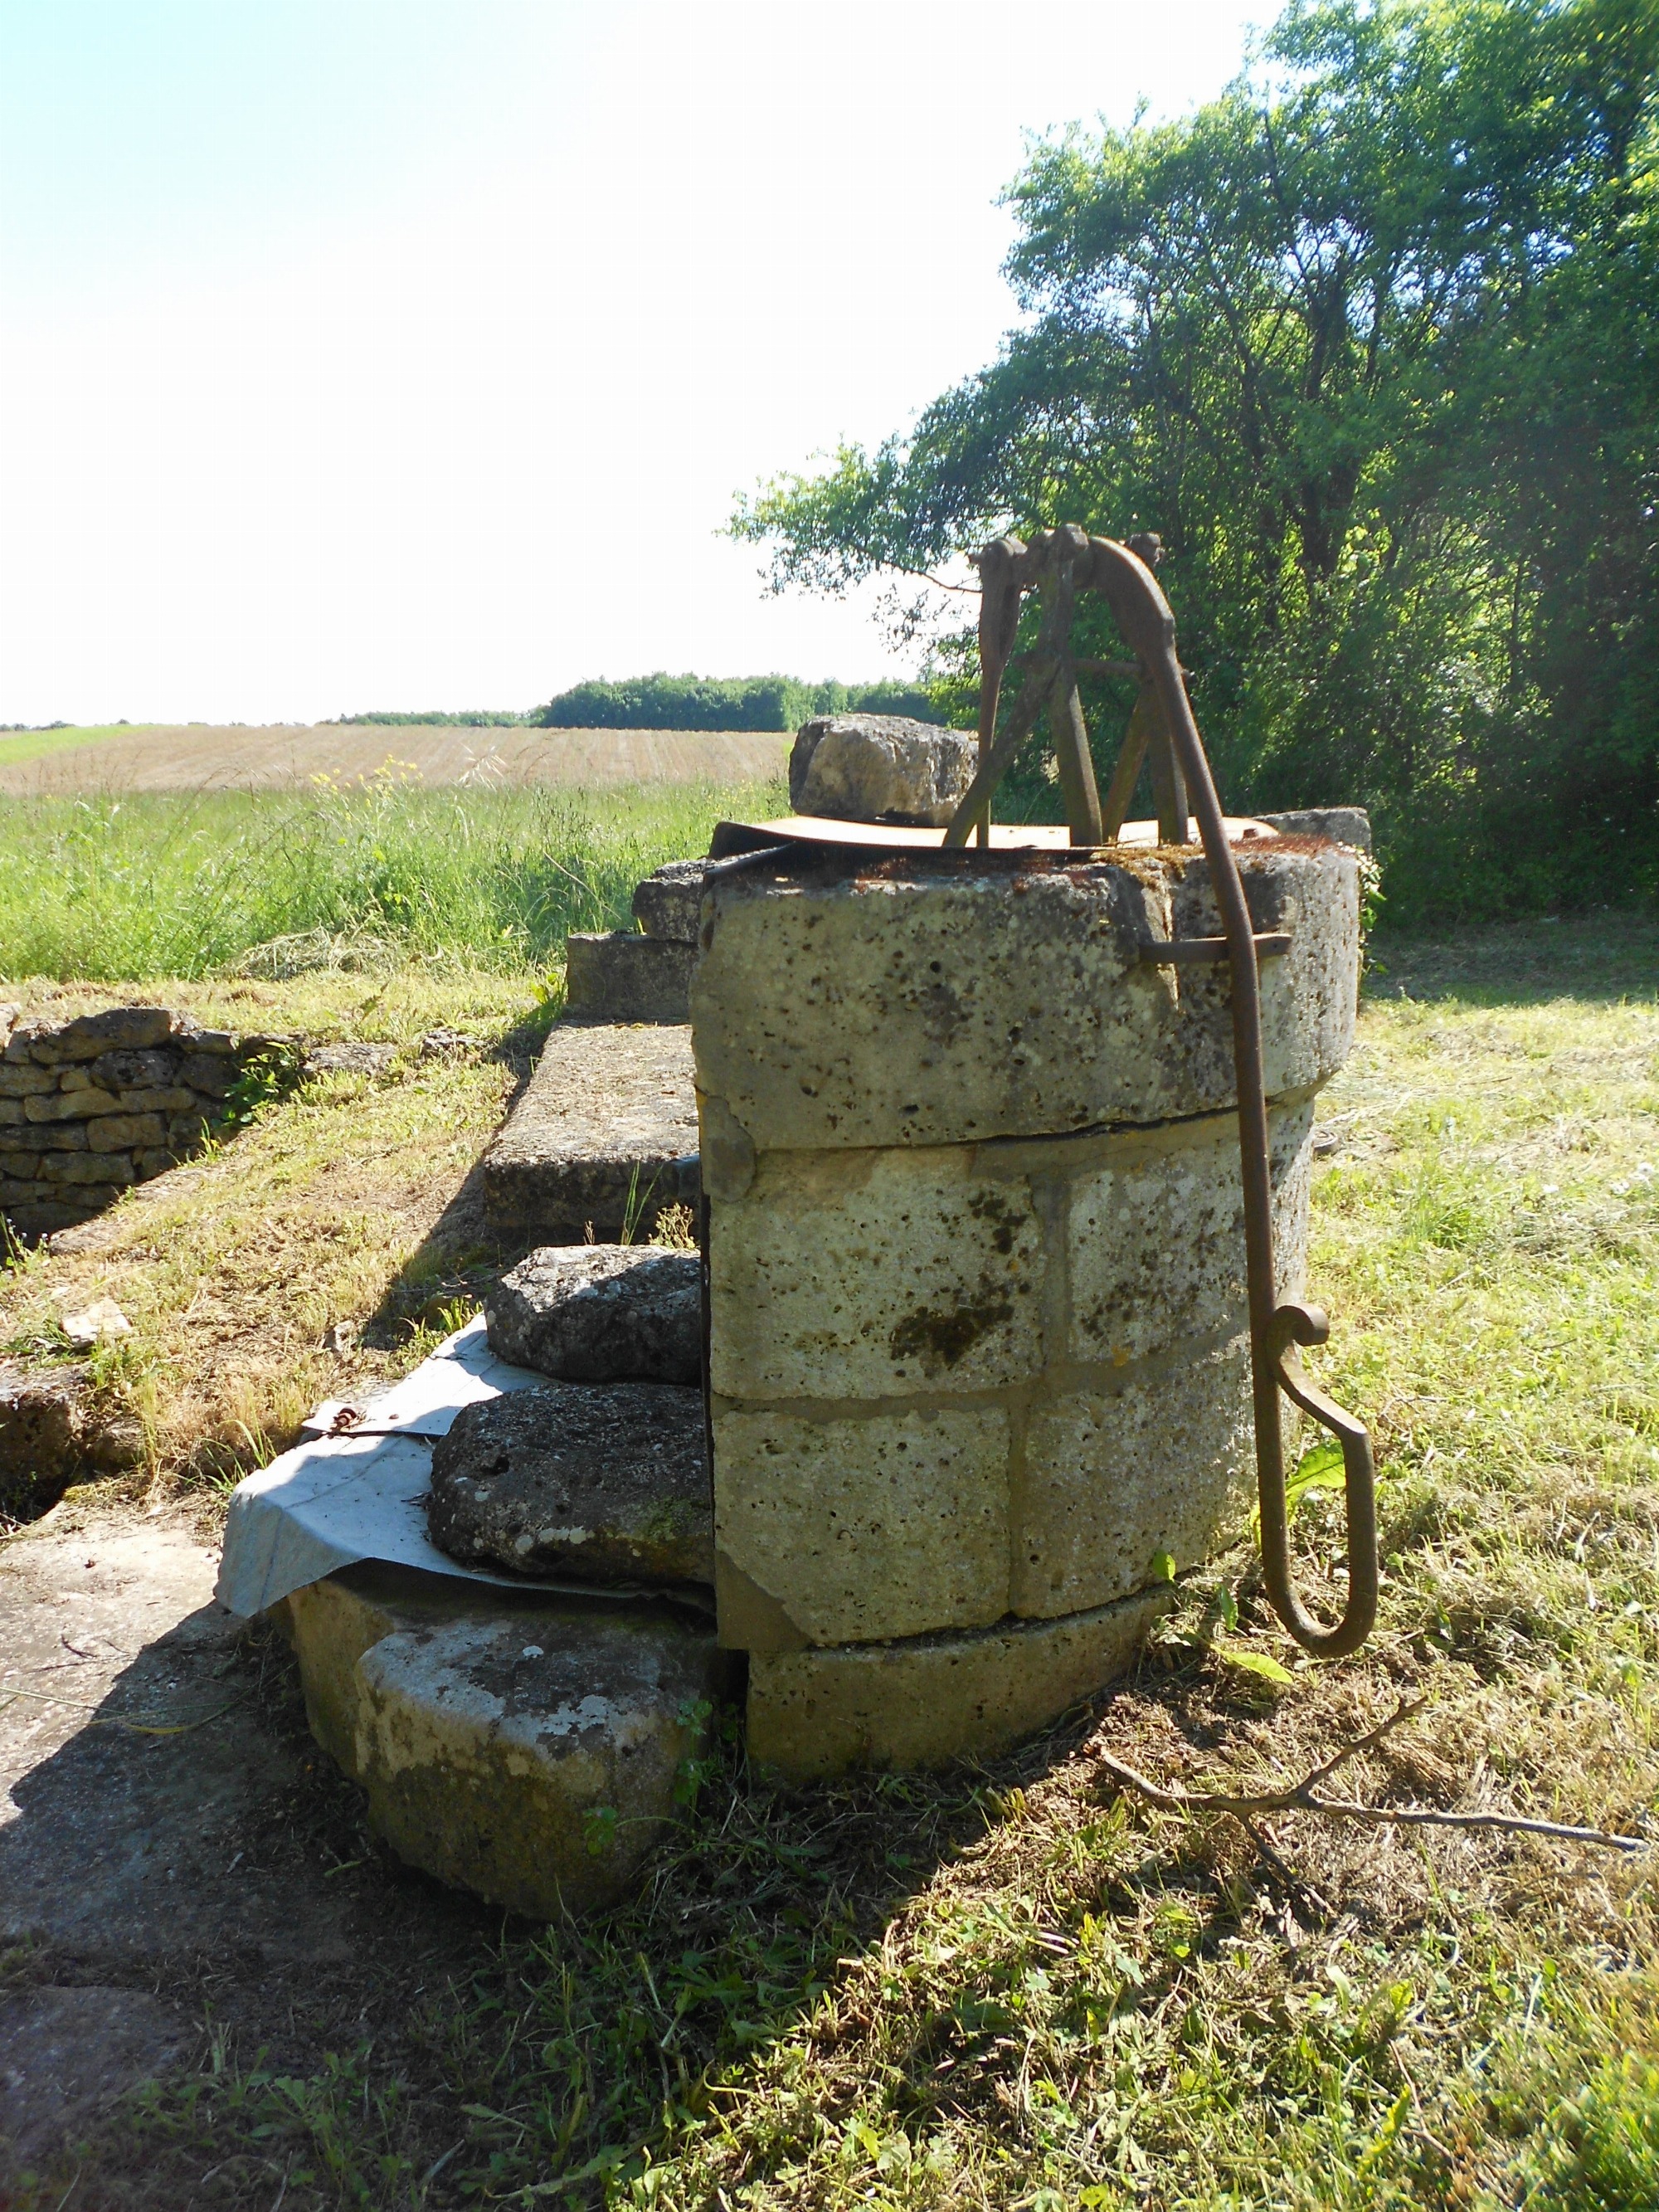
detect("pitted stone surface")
[713,1406,1010,1647]
[632,859,713,943]
[484,1021,698,1240]
[428,1384,713,1586]
[708,1147,1044,1402]
[1257,807,1372,852]
[745,1587,1173,1778]
[565,933,698,1023]
[282,1566,725,1916]
[488,1244,701,1383]
[691,843,1360,1152]
[1065,1100,1312,1367]
[1011,1341,1262,1620]
[789,714,978,827]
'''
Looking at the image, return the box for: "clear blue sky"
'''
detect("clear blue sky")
[0,1,1267,724]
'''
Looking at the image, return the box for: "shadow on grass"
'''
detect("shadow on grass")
[1366,912,1659,1008]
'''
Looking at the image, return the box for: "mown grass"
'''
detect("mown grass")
[4,915,1657,2209]
[0,771,785,981]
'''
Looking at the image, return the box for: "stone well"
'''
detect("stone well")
[692,835,1361,1776]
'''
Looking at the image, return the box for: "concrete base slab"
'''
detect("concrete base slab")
[746,1586,1173,1778]
[483,1022,698,1240]
[280,1564,730,1916]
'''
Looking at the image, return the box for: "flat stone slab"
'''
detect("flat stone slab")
[487,1243,701,1382]
[788,714,978,827]
[565,934,698,1022]
[427,1383,713,1586]
[484,1021,698,1241]
[282,1564,728,1916]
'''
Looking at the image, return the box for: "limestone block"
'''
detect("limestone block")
[41,1152,135,1186]
[0,1152,41,1181]
[86,1112,167,1152]
[179,1053,238,1096]
[484,1021,698,1242]
[1256,807,1372,853]
[746,1586,1173,1777]
[0,1065,56,1096]
[427,1383,713,1585]
[33,1124,90,1152]
[486,1244,701,1384]
[116,1086,200,1113]
[4,1201,101,1236]
[30,1007,175,1062]
[692,845,1360,1152]
[179,1027,238,1054]
[168,1113,212,1148]
[713,1405,1010,1646]
[0,1361,94,1521]
[789,714,978,827]
[134,1147,176,1177]
[88,1048,181,1091]
[708,1143,1044,1402]
[565,933,698,1024]
[281,1565,728,1916]
[0,1178,51,1204]
[0,1100,22,1127]
[632,859,712,944]
[1065,1100,1313,1367]
[1011,1340,1258,1620]
[24,1089,123,1123]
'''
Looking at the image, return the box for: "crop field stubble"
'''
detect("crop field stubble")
[2,895,1657,2207]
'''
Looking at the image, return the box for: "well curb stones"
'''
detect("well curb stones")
[693,840,1361,1776]
[0,1004,286,1240]
[277,1565,728,1916]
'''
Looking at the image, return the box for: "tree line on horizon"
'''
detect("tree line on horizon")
[343,673,933,733]
[732,0,1658,923]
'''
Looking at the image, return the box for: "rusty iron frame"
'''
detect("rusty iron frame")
[945,529,1378,1659]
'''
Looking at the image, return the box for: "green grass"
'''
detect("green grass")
[0,723,139,771]
[7,915,1659,2210]
[0,773,785,982]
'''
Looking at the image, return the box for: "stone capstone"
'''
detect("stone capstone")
[484,1021,698,1242]
[487,1243,701,1383]
[788,714,979,828]
[279,1564,729,1916]
[631,858,713,943]
[564,933,698,1023]
[427,1384,714,1586]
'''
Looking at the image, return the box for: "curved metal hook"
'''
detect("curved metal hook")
[1262,1303,1379,1659]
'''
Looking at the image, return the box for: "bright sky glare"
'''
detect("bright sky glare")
[0,1,1266,724]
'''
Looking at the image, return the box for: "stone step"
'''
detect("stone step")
[484,1021,698,1241]
[565,933,697,1022]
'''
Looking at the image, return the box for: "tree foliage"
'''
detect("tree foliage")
[533,673,932,732]
[732,0,1659,919]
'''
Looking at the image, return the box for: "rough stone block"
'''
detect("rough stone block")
[281,1564,728,1916]
[1065,1101,1312,1367]
[708,1143,1044,1402]
[691,844,1360,1152]
[631,859,712,943]
[41,1152,135,1186]
[116,1085,200,1113]
[486,1244,701,1383]
[0,1152,42,1181]
[746,1586,1173,1777]
[88,1048,181,1091]
[713,1406,1010,1647]
[427,1382,713,1585]
[1256,807,1372,853]
[33,1123,90,1152]
[3,1201,101,1236]
[789,714,978,827]
[484,1022,698,1241]
[0,1178,51,1204]
[0,1100,22,1127]
[32,1007,176,1062]
[168,1113,212,1148]
[1011,1340,1258,1620]
[0,1362,93,1519]
[179,1027,238,1054]
[134,1147,177,1177]
[565,933,698,1023]
[24,1088,124,1123]
[0,1065,56,1096]
[86,1112,166,1152]
[180,1053,239,1096]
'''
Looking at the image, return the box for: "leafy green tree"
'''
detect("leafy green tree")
[733,0,1659,918]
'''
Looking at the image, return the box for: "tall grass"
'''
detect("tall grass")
[0,770,784,981]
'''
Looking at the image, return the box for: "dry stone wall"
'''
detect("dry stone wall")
[0,1005,288,1239]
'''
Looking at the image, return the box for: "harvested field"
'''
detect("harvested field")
[0,723,791,794]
